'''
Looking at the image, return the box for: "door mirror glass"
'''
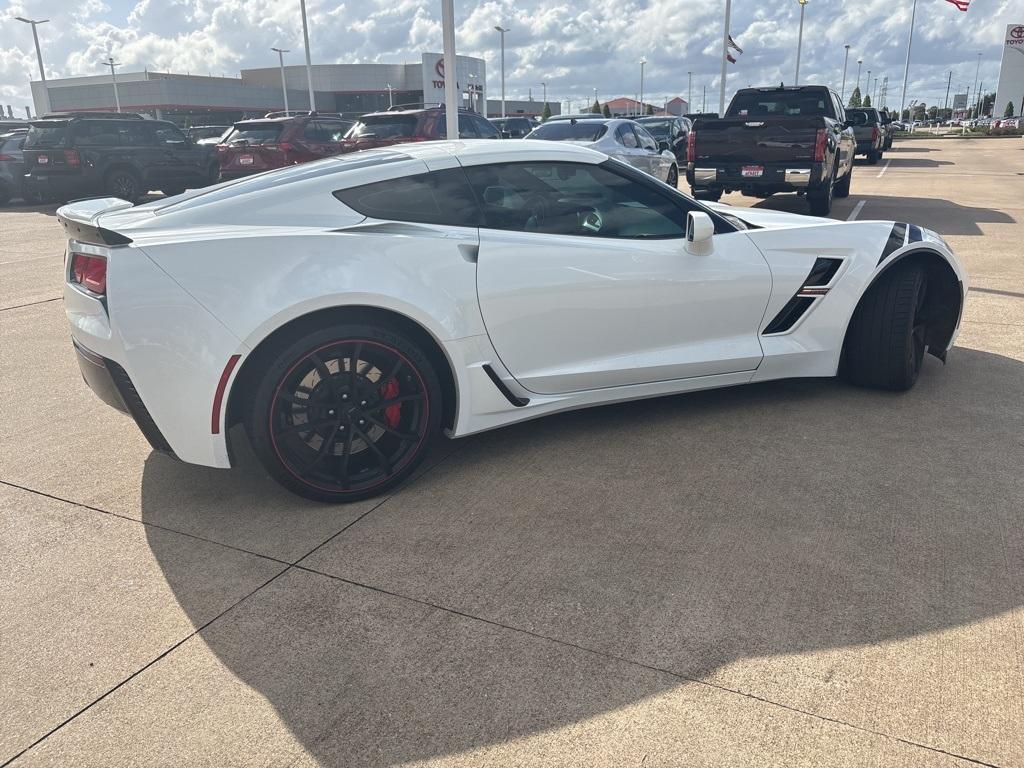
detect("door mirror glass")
[686,211,715,253]
[658,139,670,152]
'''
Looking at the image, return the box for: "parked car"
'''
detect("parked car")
[879,112,895,150]
[525,117,679,186]
[491,116,535,138]
[634,115,692,165]
[57,140,967,502]
[339,107,499,154]
[686,85,855,215]
[0,129,27,205]
[217,113,356,180]
[186,125,230,145]
[21,113,219,202]
[846,108,885,164]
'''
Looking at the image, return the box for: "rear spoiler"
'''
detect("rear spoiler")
[56,197,135,246]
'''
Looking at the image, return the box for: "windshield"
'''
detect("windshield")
[346,115,419,139]
[727,91,831,118]
[223,123,284,145]
[527,122,608,142]
[24,123,68,149]
[638,120,672,137]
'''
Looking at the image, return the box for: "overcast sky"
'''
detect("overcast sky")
[0,0,1018,113]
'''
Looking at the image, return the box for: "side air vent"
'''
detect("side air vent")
[803,257,842,287]
[482,364,529,407]
[763,296,815,335]
[879,223,908,264]
[762,257,843,335]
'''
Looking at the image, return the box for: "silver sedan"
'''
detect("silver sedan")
[526,118,679,187]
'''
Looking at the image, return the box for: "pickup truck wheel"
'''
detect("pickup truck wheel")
[833,163,852,198]
[867,150,880,165]
[807,173,834,216]
[666,165,678,188]
[105,169,143,202]
[693,189,722,202]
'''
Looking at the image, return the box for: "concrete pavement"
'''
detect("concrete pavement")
[1,139,1022,767]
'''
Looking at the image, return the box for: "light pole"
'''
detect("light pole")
[441,0,458,138]
[101,56,121,112]
[795,0,808,85]
[688,71,692,112]
[840,44,851,101]
[970,52,982,119]
[541,81,547,107]
[494,25,508,118]
[298,0,316,112]
[866,69,871,103]
[593,87,598,113]
[898,0,918,126]
[856,58,863,94]
[719,0,732,115]
[271,47,289,113]
[15,17,50,116]
[639,57,647,115]
[386,82,393,108]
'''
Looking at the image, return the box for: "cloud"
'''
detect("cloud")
[0,0,1015,113]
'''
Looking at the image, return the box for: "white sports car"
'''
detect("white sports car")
[59,140,966,502]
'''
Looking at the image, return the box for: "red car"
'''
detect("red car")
[338,107,500,154]
[217,113,355,180]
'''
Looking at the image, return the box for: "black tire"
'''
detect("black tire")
[833,162,852,198]
[693,188,722,202]
[206,164,220,187]
[843,263,928,391]
[867,150,880,165]
[807,171,834,216]
[104,168,143,202]
[161,187,186,198]
[0,184,11,207]
[666,165,678,188]
[246,322,442,503]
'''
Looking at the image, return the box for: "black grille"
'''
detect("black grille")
[105,358,178,458]
[763,296,815,335]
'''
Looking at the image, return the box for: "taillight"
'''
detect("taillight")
[871,126,880,142]
[686,130,696,162]
[0,153,13,161]
[64,149,81,168]
[277,142,293,153]
[813,128,827,162]
[70,252,107,295]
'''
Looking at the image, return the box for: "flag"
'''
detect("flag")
[944,0,970,10]
[726,53,737,64]
[728,35,744,54]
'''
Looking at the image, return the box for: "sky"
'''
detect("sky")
[0,0,1018,115]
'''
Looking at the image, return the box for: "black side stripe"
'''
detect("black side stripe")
[908,224,923,243]
[878,223,908,265]
[482,364,529,407]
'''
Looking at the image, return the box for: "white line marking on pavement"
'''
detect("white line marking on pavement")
[846,200,867,221]
[877,158,892,178]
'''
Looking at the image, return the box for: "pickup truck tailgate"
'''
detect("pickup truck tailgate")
[693,118,820,164]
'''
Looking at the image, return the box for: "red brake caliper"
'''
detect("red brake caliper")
[379,378,401,428]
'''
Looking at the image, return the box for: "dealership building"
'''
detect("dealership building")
[28,53,498,124]
[994,23,1024,117]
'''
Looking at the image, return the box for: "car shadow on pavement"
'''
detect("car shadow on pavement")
[750,195,1014,235]
[139,345,1024,765]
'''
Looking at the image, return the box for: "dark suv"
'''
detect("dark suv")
[22,112,218,202]
[339,107,499,153]
[217,113,355,180]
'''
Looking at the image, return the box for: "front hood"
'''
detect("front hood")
[704,201,834,229]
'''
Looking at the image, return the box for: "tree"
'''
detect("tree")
[901,108,910,121]
[645,103,654,115]
[602,103,611,117]
[927,105,938,119]
[862,94,872,108]
[1006,101,1016,118]
[848,87,862,108]
[541,102,552,121]
[591,99,601,114]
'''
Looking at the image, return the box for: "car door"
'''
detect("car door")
[468,159,772,394]
[635,124,669,180]
[152,123,208,187]
[613,123,648,173]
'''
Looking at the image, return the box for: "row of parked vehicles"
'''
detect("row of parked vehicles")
[2,86,892,215]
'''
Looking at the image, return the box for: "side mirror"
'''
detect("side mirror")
[686,211,715,255]
[658,139,670,152]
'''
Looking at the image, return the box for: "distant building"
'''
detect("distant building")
[601,97,685,118]
[665,97,690,116]
[485,99,560,118]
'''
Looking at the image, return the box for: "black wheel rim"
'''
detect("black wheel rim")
[113,174,137,199]
[668,167,678,187]
[269,339,430,494]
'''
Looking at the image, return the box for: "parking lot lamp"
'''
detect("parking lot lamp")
[299,0,316,111]
[898,0,917,127]
[541,81,547,108]
[441,0,458,138]
[794,0,808,85]
[386,82,393,108]
[639,57,647,116]
[101,56,122,112]
[271,47,289,113]
[15,17,50,115]
[841,44,851,100]
[970,53,982,119]
[688,71,692,111]
[494,26,509,118]
[856,58,863,93]
[719,0,731,115]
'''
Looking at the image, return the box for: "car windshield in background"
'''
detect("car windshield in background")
[224,123,283,145]
[189,127,227,139]
[346,115,419,139]
[24,123,68,148]
[638,120,672,137]
[528,122,608,142]
[727,91,829,117]
[846,110,877,126]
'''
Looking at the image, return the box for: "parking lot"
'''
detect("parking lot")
[2,138,1022,766]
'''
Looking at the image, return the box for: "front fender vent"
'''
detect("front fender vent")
[762,257,843,335]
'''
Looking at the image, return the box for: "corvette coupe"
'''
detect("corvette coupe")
[59,140,966,502]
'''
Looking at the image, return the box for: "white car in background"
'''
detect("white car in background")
[58,140,966,503]
[526,117,679,187]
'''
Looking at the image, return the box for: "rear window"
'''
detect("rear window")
[527,122,608,142]
[1,135,25,152]
[24,123,68,149]
[638,120,673,137]
[346,115,420,140]
[223,123,284,145]
[333,168,478,227]
[727,91,832,118]
[847,110,879,126]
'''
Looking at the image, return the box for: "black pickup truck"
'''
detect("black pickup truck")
[686,85,856,216]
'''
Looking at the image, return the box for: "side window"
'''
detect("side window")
[462,161,690,239]
[615,125,638,148]
[636,127,658,151]
[73,122,121,147]
[457,114,479,138]
[303,121,324,142]
[153,124,186,145]
[333,168,479,227]
[321,121,350,141]
[472,116,500,139]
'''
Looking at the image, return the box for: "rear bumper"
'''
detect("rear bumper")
[687,161,826,193]
[854,140,879,155]
[23,171,94,199]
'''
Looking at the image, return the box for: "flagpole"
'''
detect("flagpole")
[899,0,918,123]
[795,0,808,86]
[719,0,732,115]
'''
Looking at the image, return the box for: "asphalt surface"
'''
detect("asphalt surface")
[1,139,1022,767]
